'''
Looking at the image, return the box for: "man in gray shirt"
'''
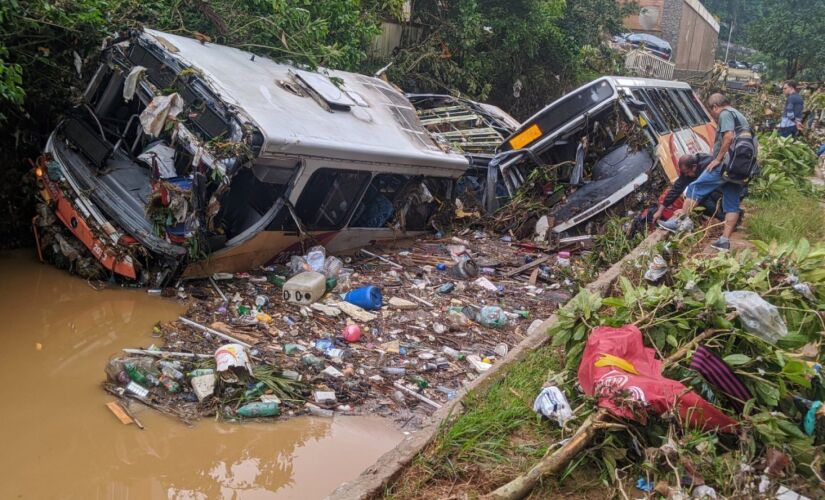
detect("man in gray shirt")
[658,93,749,251]
[779,80,804,137]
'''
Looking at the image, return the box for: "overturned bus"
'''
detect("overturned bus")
[485,76,716,236]
[35,29,517,286]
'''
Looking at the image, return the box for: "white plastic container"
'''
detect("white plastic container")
[283,271,326,305]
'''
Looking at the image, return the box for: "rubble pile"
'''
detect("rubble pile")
[104,231,593,427]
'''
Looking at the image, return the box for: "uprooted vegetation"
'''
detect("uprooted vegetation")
[385,231,825,499]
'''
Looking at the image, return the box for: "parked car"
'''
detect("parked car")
[616,33,673,61]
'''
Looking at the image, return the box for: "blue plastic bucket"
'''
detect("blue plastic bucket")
[344,286,383,310]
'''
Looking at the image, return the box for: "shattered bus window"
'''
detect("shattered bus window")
[295,169,371,229]
[351,174,408,228]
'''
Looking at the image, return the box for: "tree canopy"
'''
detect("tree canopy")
[747,0,825,80]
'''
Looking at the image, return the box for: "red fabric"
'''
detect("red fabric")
[657,189,684,219]
[577,325,737,432]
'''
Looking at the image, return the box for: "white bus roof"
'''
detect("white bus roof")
[142,30,469,172]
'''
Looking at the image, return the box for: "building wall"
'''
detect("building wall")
[673,0,719,71]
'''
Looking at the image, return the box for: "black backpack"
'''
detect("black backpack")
[720,110,760,185]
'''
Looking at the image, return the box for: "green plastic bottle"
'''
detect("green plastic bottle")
[237,401,280,417]
[124,363,148,386]
[244,381,268,399]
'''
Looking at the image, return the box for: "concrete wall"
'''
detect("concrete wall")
[673,0,719,71]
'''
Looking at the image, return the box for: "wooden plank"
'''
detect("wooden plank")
[105,401,134,425]
[503,255,550,278]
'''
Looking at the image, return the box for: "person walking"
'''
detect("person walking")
[778,80,804,137]
[658,93,750,251]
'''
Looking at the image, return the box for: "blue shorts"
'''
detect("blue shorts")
[778,126,799,137]
[685,167,742,214]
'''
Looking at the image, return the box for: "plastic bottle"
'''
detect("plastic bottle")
[323,256,343,278]
[267,274,286,287]
[145,373,161,386]
[447,308,471,329]
[188,368,215,378]
[382,367,406,376]
[315,338,334,351]
[288,255,309,276]
[557,251,571,268]
[160,374,181,393]
[124,363,148,386]
[479,306,507,328]
[237,401,280,417]
[254,295,268,310]
[449,256,479,279]
[244,381,268,399]
[442,346,465,360]
[306,246,327,273]
[160,364,185,380]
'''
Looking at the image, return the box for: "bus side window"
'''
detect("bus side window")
[650,89,685,130]
[396,177,452,231]
[632,89,668,135]
[684,90,711,122]
[662,89,697,127]
[350,174,409,228]
[672,89,701,126]
[295,168,371,229]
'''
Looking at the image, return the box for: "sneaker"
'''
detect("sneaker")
[657,218,682,233]
[658,217,694,234]
[711,237,731,251]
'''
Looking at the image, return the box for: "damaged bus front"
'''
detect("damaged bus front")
[488,76,716,237]
[35,29,470,286]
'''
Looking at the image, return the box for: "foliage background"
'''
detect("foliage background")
[0,0,631,248]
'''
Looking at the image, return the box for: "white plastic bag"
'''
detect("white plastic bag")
[723,291,788,344]
[532,386,573,426]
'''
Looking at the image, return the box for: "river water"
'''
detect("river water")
[0,250,401,499]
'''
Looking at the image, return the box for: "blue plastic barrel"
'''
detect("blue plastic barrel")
[344,286,383,310]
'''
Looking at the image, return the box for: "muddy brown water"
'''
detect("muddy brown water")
[0,250,401,499]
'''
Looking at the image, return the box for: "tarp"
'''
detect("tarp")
[577,325,737,432]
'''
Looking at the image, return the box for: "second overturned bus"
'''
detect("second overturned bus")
[488,76,716,235]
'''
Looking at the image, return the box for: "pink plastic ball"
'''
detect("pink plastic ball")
[342,325,362,343]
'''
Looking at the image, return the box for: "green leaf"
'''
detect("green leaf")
[777,332,810,350]
[795,239,810,261]
[666,334,678,348]
[551,327,572,347]
[753,382,780,407]
[781,359,813,388]
[572,323,587,341]
[602,297,625,308]
[723,354,751,366]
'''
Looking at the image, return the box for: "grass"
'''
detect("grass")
[384,345,570,499]
[744,192,825,244]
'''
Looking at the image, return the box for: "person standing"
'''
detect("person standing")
[779,80,804,137]
[658,93,750,251]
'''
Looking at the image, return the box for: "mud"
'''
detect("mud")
[0,250,401,499]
